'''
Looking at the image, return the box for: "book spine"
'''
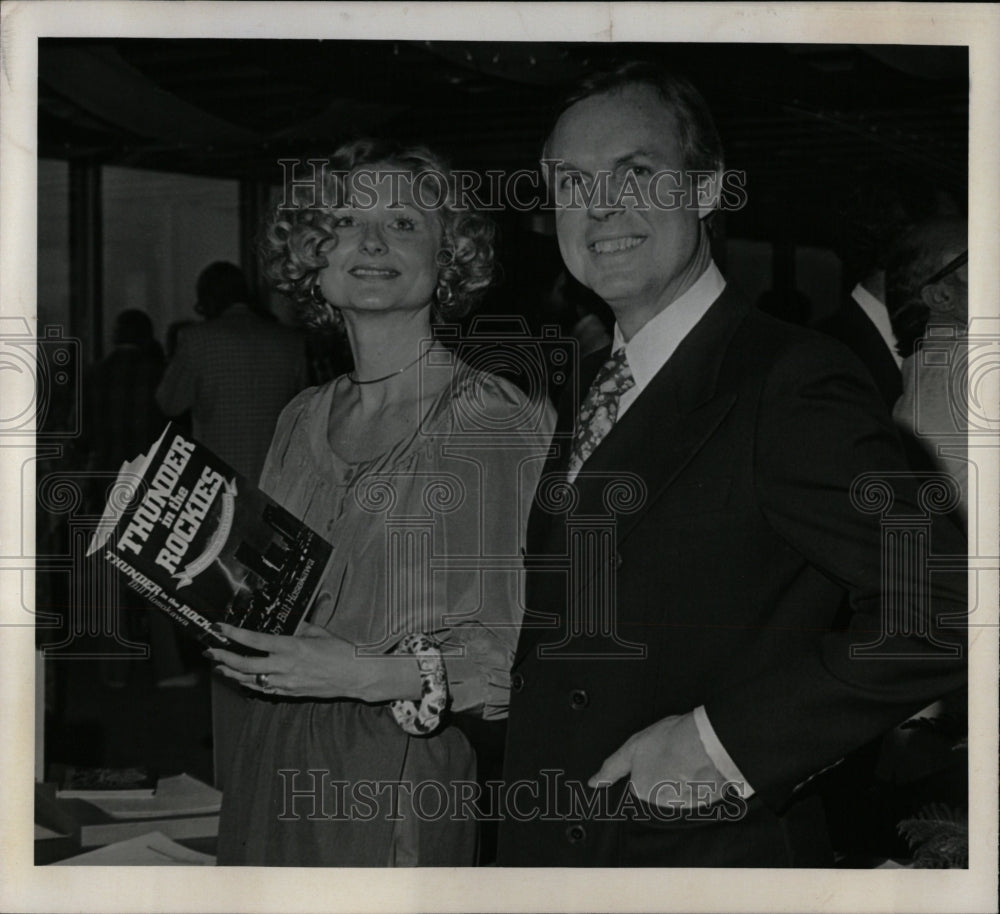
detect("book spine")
[57,791,155,801]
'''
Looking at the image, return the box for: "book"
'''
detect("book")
[35,782,219,849]
[54,830,216,866]
[54,764,157,799]
[88,422,333,656]
[88,773,221,820]
[73,808,219,850]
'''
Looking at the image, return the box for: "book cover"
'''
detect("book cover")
[88,422,333,656]
[54,764,156,799]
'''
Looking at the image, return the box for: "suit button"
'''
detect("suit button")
[569,688,589,709]
[565,824,586,844]
[511,673,525,692]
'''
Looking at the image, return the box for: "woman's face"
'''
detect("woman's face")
[317,164,443,316]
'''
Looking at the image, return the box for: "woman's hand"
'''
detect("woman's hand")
[206,622,364,700]
[206,622,422,703]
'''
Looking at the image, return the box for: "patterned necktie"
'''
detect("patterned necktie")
[567,347,635,480]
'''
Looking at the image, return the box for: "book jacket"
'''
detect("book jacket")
[88,423,333,655]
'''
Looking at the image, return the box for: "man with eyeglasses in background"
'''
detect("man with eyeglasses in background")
[886,218,970,520]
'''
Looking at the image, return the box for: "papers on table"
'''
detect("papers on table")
[54,831,215,865]
[86,773,221,819]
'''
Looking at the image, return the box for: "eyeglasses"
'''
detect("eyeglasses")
[921,249,968,287]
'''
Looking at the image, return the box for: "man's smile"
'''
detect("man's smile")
[588,236,646,255]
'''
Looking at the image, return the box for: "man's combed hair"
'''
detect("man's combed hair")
[545,60,725,174]
[261,139,496,329]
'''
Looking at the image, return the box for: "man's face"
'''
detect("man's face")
[940,243,969,325]
[924,237,968,325]
[546,84,713,331]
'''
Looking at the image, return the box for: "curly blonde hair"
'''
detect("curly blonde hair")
[261,139,497,329]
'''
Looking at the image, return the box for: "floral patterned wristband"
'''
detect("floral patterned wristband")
[389,634,449,736]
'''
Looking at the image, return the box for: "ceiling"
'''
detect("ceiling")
[39,39,969,247]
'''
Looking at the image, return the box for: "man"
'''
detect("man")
[156,261,308,788]
[80,309,166,495]
[815,185,960,410]
[79,310,191,687]
[886,218,970,520]
[814,261,903,410]
[497,63,966,867]
[157,262,308,485]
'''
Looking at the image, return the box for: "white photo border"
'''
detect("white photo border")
[2,3,997,912]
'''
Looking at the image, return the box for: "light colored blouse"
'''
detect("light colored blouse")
[217,360,555,866]
[260,359,556,713]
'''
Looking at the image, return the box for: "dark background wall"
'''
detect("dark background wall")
[38,39,968,360]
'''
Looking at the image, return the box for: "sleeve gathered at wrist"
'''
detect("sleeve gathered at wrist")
[439,625,515,721]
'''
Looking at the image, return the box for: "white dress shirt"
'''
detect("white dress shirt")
[586,261,754,798]
[851,282,903,369]
[614,261,726,418]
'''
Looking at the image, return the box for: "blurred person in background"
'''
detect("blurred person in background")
[817,180,961,411]
[157,261,309,785]
[78,309,192,687]
[886,217,970,521]
[80,309,165,488]
[157,261,308,484]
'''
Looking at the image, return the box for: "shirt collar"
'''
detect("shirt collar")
[612,261,726,392]
[851,283,902,368]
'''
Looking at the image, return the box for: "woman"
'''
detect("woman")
[210,140,554,866]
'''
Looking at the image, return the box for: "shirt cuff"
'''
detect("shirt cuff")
[692,705,755,799]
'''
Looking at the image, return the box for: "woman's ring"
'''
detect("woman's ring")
[255,673,270,689]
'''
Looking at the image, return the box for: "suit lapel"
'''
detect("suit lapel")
[571,285,750,543]
[525,347,610,555]
[519,349,611,660]
[517,286,751,663]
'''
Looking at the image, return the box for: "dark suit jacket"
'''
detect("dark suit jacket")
[497,286,966,867]
[814,294,902,410]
